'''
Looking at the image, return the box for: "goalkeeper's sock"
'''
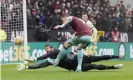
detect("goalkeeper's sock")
[54,47,67,66]
[76,49,83,71]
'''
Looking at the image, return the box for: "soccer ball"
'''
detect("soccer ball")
[14,36,24,45]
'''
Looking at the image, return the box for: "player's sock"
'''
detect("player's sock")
[96,65,115,70]
[26,66,29,69]
[111,55,119,58]
[76,49,83,71]
[54,47,67,66]
[107,66,116,69]
[97,65,123,70]
[27,65,38,69]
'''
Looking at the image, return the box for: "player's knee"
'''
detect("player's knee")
[83,42,90,49]
[76,45,82,50]
[64,42,72,49]
[74,46,78,52]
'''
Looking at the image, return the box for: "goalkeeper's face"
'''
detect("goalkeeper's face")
[45,46,53,53]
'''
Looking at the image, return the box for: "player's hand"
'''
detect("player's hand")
[54,25,60,29]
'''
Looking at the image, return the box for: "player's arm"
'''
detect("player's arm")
[36,49,60,61]
[54,16,73,29]
[26,59,51,69]
[86,21,97,45]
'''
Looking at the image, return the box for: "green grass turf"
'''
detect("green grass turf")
[1,61,133,80]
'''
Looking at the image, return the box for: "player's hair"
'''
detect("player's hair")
[45,44,53,48]
[61,9,69,16]
[82,12,87,15]
[82,12,89,17]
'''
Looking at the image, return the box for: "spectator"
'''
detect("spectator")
[66,2,72,14]
[123,14,132,32]
[104,30,112,42]
[51,9,61,27]
[62,0,67,3]
[61,3,66,10]
[115,14,121,29]
[95,14,103,30]
[72,4,80,17]
[71,1,74,6]
[119,13,125,31]
[38,0,44,9]
[3,0,133,42]
[90,18,96,26]
[39,13,46,25]
[55,1,60,9]
[45,1,54,17]
[106,15,113,31]
[119,0,126,15]
[131,14,133,31]
[115,0,121,8]
[29,9,37,28]
[111,27,120,42]
[86,3,92,13]
[110,7,116,15]
[34,0,39,10]
[27,9,33,29]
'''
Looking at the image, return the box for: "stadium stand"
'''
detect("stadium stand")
[1,0,133,42]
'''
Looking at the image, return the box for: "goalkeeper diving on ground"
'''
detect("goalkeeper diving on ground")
[17,45,124,71]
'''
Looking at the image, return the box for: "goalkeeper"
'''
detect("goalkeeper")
[17,45,124,71]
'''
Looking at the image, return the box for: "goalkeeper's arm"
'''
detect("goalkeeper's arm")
[35,49,60,61]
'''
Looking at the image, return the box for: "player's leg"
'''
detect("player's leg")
[75,35,92,72]
[54,35,78,66]
[88,55,119,62]
[88,54,125,63]
[74,44,84,72]
[82,63,123,71]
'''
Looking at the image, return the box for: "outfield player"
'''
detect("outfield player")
[53,9,94,72]
[82,13,97,43]
[18,45,124,71]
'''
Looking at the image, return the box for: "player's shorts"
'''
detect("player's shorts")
[68,35,92,46]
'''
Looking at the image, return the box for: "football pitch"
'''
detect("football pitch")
[1,61,133,80]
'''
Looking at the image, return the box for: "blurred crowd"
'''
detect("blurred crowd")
[26,0,133,32]
[1,0,133,42]
[26,0,133,42]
